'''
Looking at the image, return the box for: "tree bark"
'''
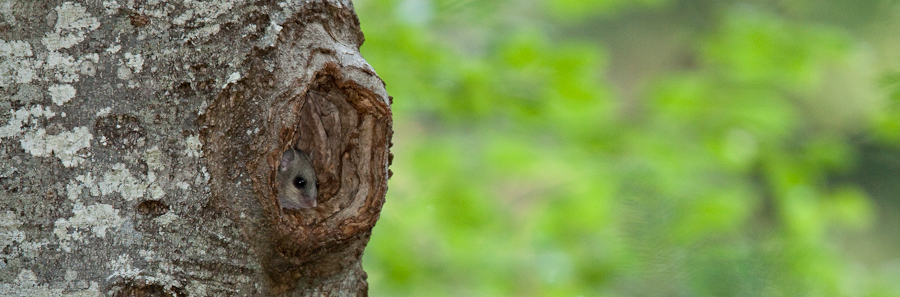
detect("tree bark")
[0,0,391,296]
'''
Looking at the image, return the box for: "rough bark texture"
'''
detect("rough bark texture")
[0,0,392,296]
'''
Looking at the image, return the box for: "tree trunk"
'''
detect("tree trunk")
[0,0,392,296]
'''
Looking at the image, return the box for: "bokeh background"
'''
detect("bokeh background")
[354,0,900,296]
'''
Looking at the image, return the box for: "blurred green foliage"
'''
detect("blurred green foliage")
[355,0,900,296]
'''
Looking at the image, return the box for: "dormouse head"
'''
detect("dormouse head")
[277,149,318,209]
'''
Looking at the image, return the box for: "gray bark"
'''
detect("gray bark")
[0,0,392,296]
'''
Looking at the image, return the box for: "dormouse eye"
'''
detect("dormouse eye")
[293,176,306,188]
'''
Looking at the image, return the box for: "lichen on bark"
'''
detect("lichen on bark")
[0,0,390,295]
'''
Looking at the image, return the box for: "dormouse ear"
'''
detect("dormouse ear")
[297,149,314,161]
[279,149,296,171]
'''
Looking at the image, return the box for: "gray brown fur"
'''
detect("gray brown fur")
[277,149,318,209]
